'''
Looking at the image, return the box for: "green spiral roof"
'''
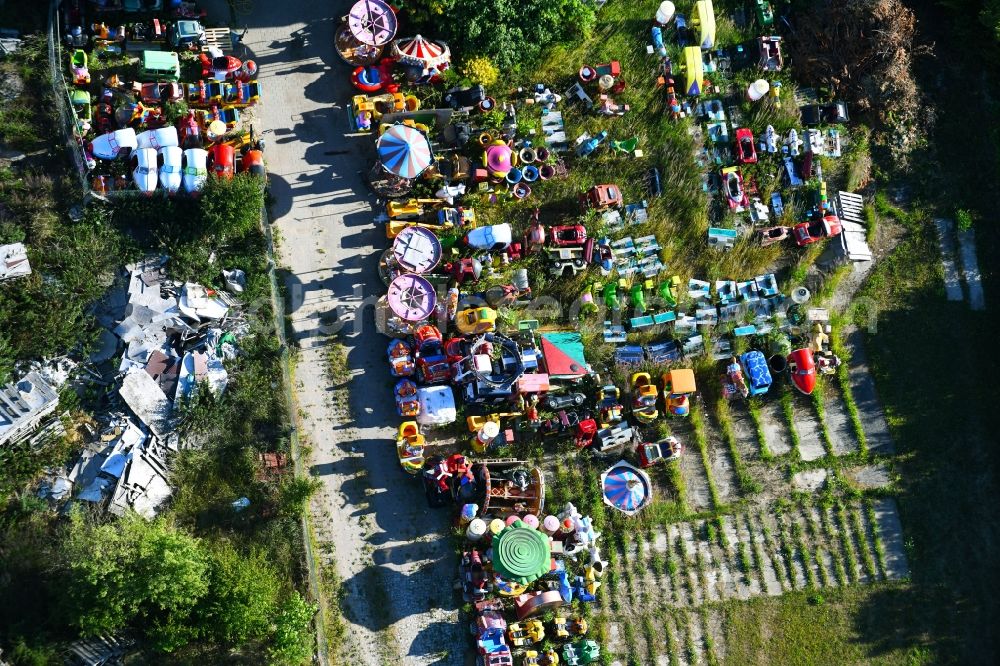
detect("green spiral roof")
[492,520,551,585]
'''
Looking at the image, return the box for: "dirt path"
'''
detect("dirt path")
[213,2,463,662]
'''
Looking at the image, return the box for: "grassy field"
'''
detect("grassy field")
[422,0,1000,662]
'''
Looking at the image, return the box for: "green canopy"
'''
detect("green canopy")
[492,520,550,585]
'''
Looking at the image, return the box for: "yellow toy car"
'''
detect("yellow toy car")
[630,372,659,424]
[508,619,545,647]
[455,307,497,335]
[662,368,697,417]
[396,421,425,474]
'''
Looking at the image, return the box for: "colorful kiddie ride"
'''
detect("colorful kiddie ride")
[721,166,749,210]
[70,49,90,85]
[738,351,773,396]
[455,306,497,335]
[758,225,790,247]
[460,549,490,602]
[208,143,235,179]
[238,127,268,178]
[787,348,817,395]
[130,148,158,194]
[181,148,208,193]
[792,214,843,246]
[507,620,545,648]
[199,49,257,82]
[135,81,182,105]
[351,58,397,93]
[350,92,419,131]
[662,368,697,416]
[637,436,683,467]
[563,639,601,665]
[579,183,622,211]
[413,325,451,384]
[386,338,415,376]
[630,372,659,424]
[734,128,757,164]
[598,385,624,425]
[157,146,183,193]
[394,378,420,417]
[186,79,261,108]
[396,421,425,474]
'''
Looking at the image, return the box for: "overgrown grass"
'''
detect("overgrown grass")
[713,398,761,494]
[746,399,773,461]
[810,381,836,458]
[779,387,802,460]
[689,404,723,509]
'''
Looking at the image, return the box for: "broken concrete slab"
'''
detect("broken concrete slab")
[956,227,985,311]
[791,468,828,491]
[118,369,174,438]
[933,218,963,301]
[845,464,891,489]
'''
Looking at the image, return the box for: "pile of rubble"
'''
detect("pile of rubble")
[37,257,248,517]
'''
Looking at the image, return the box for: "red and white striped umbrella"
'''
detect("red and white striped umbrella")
[391,34,451,69]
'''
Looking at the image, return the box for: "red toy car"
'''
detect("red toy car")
[579,183,622,211]
[208,143,234,179]
[792,215,842,246]
[721,166,749,210]
[414,325,451,384]
[734,128,757,164]
[788,348,817,395]
[550,224,588,247]
[137,82,183,105]
[637,436,682,467]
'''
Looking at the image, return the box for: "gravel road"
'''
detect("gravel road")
[208,1,465,662]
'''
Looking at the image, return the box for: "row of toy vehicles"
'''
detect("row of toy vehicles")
[87,123,266,194]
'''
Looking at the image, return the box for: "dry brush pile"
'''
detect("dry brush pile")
[786,0,932,165]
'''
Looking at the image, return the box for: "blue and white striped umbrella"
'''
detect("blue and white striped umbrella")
[601,461,652,515]
[377,124,433,179]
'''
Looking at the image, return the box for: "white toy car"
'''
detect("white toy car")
[130,148,158,193]
[89,128,137,160]
[136,127,179,150]
[464,223,512,251]
[182,148,209,193]
[158,146,182,193]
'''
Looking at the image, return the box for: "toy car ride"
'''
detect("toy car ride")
[637,436,682,467]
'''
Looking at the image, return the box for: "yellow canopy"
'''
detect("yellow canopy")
[684,46,704,96]
[696,0,716,49]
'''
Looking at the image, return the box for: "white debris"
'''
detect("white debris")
[178,282,230,321]
[0,371,59,446]
[0,242,31,280]
[222,268,246,294]
[119,369,174,438]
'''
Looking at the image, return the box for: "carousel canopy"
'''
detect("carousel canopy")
[347,0,397,46]
[377,124,433,179]
[391,34,451,69]
[386,273,436,322]
[492,520,551,585]
[601,461,652,515]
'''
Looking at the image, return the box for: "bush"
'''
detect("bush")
[269,592,317,665]
[461,55,499,87]
[413,0,596,70]
[956,208,974,232]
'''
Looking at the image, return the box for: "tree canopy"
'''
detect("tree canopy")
[412,0,596,70]
[57,510,313,660]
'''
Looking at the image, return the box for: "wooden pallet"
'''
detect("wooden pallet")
[201,28,233,53]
